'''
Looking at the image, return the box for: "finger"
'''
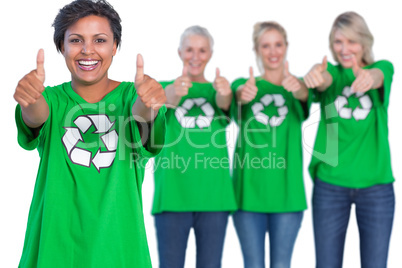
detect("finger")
[216,67,220,78]
[283,61,290,77]
[135,54,144,84]
[249,66,255,84]
[241,91,257,102]
[351,55,360,76]
[321,56,328,72]
[182,65,188,77]
[36,49,45,83]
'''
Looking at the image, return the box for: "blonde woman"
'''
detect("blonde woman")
[232,21,309,268]
[304,12,395,268]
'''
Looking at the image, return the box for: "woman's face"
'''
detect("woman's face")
[257,29,287,71]
[332,29,364,68]
[178,35,212,79]
[61,15,117,86]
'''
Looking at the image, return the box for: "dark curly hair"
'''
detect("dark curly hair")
[52,0,122,52]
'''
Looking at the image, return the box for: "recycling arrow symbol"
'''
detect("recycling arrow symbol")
[62,114,118,172]
[251,94,288,127]
[334,86,372,121]
[175,97,215,129]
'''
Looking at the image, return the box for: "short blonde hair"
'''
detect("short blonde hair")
[252,21,288,72]
[329,12,374,65]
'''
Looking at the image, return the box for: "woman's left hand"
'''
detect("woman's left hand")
[282,61,302,92]
[213,68,231,96]
[351,56,375,93]
[133,54,167,121]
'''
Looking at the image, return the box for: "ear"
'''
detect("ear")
[178,48,182,59]
[112,40,117,56]
[60,42,65,54]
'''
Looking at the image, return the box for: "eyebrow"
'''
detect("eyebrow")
[68,33,110,38]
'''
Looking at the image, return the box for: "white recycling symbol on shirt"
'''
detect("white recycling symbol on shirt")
[252,94,288,127]
[62,114,118,172]
[175,98,215,129]
[334,86,372,120]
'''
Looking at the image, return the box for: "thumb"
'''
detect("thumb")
[135,53,144,84]
[182,64,188,77]
[36,49,45,83]
[320,56,328,72]
[249,66,255,84]
[215,67,220,78]
[351,55,360,76]
[283,61,290,77]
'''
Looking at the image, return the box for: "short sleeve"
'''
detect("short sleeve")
[370,60,394,108]
[15,90,51,151]
[129,98,167,158]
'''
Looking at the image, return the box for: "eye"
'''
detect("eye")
[95,38,106,43]
[70,38,81,43]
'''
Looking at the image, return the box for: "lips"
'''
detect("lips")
[77,60,100,71]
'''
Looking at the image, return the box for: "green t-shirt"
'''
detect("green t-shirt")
[231,77,309,213]
[309,60,394,188]
[15,81,166,268]
[152,81,237,214]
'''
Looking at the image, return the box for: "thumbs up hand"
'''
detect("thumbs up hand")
[172,65,192,97]
[133,54,166,120]
[14,49,46,108]
[350,55,374,93]
[237,66,258,104]
[214,68,232,111]
[282,61,302,92]
[282,61,309,101]
[13,49,49,128]
[304,56,329,89]
[213,68,231,96]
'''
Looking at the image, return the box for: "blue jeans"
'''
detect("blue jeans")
[154,212,229,268]
[313,178,395,268]
[233,210,304,268]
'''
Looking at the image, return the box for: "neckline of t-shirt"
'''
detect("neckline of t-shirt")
[63,81,128,104]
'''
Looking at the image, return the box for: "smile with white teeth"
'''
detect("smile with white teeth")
[78,60,99,66]
[189,62,202,67]
[341,55,352,60]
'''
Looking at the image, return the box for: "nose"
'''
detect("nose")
[340,43,349,54]
[192,51,199,61]
[81,42,94,54]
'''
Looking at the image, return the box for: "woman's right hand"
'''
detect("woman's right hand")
[237,66,258,105]
[14,49,46,108]
[165,65,192,107]
[14,49,49,128]
[304,56,331,91]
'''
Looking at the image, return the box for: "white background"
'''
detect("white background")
[1,0,401,267]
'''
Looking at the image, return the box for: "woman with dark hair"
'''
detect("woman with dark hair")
[304,11,395,268]
[13,0,166,267]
